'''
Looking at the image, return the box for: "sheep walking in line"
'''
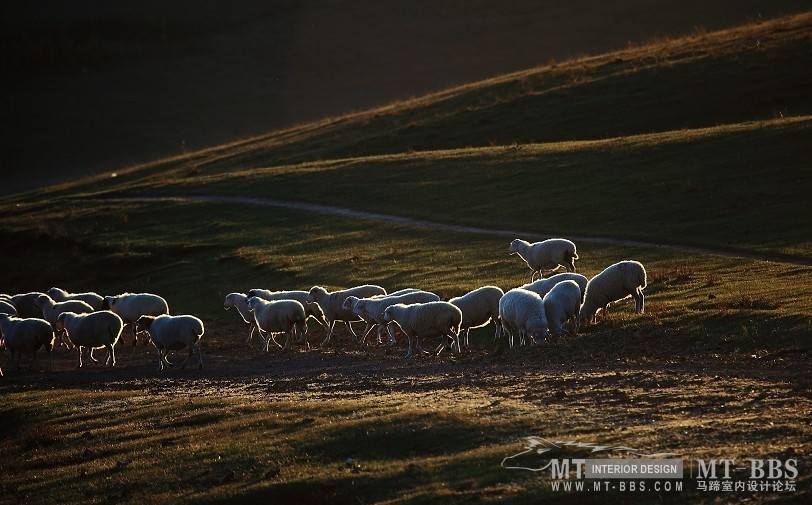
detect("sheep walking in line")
[521,272,588,302]
[579,260,647,325]
[246,289,330,339]
[47,287,104,311]
[343,290,440,346]
[542,280,582,339]
[448,286,504,347]
[9,292,46,319]
[383,302,463,358]
[56,311,123,368]
[308,285,387,345]
[102,293,170,345]
[0,314,55,372]
[499,289,549,347]
[246,297,307,351]
[509,238,578,282]
[135,315,205,371]
[224,293,259,345]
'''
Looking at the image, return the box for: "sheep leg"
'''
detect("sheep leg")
[46,343,53,372]
[88,347,99,363]
[196,343,203,369]
[27,349,37,371]
[162,349,174,368]
[635,289,645,314]
[321,321,336,346]
[344,320,360,338]
[156,348,166,372]
[404,335,413,359]
[282,329,293,351]
[106,344,116,366]
[387,323,397,347]
[296,321,309,349]
[181,347,193,369]
[76,347,83,368]
[416,337,430,355]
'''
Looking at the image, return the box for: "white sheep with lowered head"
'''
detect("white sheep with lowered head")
[542,280,582,339]
[224,292,259,344]
[135,315,204,371]
[246,288,330,340]
[499,288,549,347]
[448,286,504,346]
[383,301,463,358]
[56,310,123,368]
[307,284,386,345]
[344,290,440,345]
[46,287,104,311]
[0,314,55,372]
[10,292,46,319]
[509,238,578,282]
[521,272,588,302]
[246,297,307,351]
[579,260,647,325]
[102,293,169,345]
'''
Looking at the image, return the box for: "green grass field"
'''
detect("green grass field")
[1,11,810,505]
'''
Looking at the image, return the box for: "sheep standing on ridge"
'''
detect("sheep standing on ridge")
[246,297,307,351]
[542,280,582,339]
[383,302,463,358]
[449,286,504,346]
[56,311,123,368]
[135,315,205,371]
[0,314,55,372]
[509,238,578,282]
[224,293,259,344]
[579,260,647,325]
[102,293,169,345]
[47,287,104,311]
[307,285,387,345]
[499,289,549,347]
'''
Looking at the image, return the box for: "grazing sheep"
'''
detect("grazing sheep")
[102,293,169,345]
[307,285,387,345]
[0,300,17,316]
[382,302,463,358]
[246,297,307,351]
[542,280,582,339]
[224,292,259,345]
[0,314,55,372]
[46,287,104,311]
[135,315,204,371]
[521,273,589,302]
[449,286,505,346]
[56,311,123,368]
[509,238,578,282]
[344,291,441,345]
[579,260,647,325]
[499,289,549,347]
[246,289,330,338]
[10,292,46,318]
[34,294,94,329]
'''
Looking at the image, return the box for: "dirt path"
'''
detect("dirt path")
[97,194,812,267]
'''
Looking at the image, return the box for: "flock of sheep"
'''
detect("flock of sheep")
[0,238,647,374]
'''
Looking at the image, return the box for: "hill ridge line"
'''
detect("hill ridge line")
[91,194,812,267]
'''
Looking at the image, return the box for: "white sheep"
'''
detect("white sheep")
[449,285,505,346]
[498,288,549,347]
[579,260,647,325]
[46,287,104,311]
[9,292,46,318]
[0,300,17,316]
[246,297,307,351]
[135,315,205,371]
[345,291,440,345]
[521,272,589,302]
[382,301,463,358]
[307,284,387,345]
[55,311,123,368]
[34,294,94,329]
[542,280,582,339]
[224,292,259,344]
[102,293,170,345]
[246,289,330,341]
[0,314,55,372]
[508,238,578,282]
